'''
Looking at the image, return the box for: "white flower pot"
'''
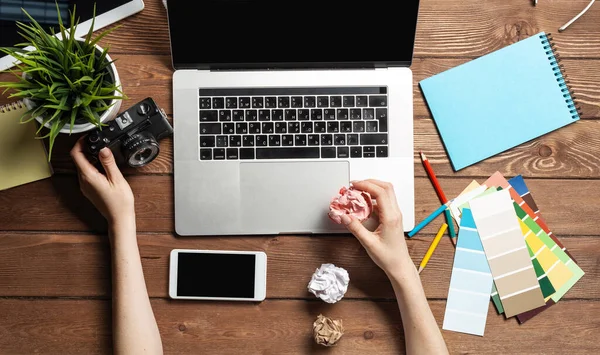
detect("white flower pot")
[24,43,123,134]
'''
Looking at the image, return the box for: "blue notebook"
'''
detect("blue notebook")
[419,32,580,171]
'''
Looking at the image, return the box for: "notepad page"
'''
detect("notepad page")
[420,32,579,171]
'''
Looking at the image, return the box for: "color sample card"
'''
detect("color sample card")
[450,184,487,224]
[443,208,493,336]
[469,189,546,318]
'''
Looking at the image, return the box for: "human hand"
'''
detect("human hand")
[340,180,414,277]
[70,137,135,226]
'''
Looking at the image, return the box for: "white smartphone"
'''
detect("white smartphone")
[169,249,267,301]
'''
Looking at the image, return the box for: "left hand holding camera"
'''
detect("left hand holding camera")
[71,137,135,227]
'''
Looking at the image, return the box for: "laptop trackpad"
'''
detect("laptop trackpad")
[240,161,349,234]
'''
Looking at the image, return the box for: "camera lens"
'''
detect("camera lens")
[122,131,160,167]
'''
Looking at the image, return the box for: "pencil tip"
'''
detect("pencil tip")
[420,151,426,160]
[417,266,423,274]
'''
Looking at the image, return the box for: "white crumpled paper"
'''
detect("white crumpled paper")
[307,263,349,303]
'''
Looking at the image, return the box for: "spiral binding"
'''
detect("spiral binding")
[0,100,25,114]
[540,33,582,120]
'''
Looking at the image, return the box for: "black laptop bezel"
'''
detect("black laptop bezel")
[165,1,420,71]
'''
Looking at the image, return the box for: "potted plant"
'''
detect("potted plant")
[0,4,126,159]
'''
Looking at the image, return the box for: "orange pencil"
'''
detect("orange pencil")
[420,152,448,204]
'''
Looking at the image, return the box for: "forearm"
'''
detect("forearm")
[387,261,448,355]
[110,218,163,355]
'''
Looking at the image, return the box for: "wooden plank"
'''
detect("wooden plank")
[0,233,596,299]
[0,298,598,354]
[1,177,599,235]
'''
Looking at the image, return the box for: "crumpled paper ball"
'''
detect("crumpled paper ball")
[307,263,349,303]
[328,186,373,224]
[313,314,344,347]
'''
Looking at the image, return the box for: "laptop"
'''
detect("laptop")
[166,0,419,236]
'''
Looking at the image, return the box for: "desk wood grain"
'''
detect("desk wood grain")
[0,0,599,353]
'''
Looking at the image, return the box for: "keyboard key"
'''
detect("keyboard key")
[243,135,255,147]
[347,134,359,145]
[262,122,274,134]
[200,136,215,148]
[308,134,320,146]
[282,134,294,146]
[363,108,374,120]
[275,122,287,133]
[227,148,239,159]
[240,148,255,159]
[301,122,313,133]
[360,134,388,145]
[239,97,251,108]
[356,96,368,107]
[278,96,290,108]
[216,135,228,147]
[291,96,303,108]
[212,97,225,109]
[214,148,226,160]
[337,147,350,158]
[259,110,271,121]
[340,121,352,133]
[317,96,329,107]
[245,110,258,121]
[303,96,315,108]
[298,109,310,121]
[343,96,355,107]
[256,147,320,159]
[226,97,237,109]
[269,135,281,146]
[232,110,245,121]
[376,108,388,132]
[249,122,261,134]
[219,110,232,121]
[200,123,221,134]
[235,122,248,134]
[321,147,336,158]
[223,123,235,134]
[366,121,378,132]
[272,109,284,121]
[285,109,297,121]
[376,146,388,157]
[256,135,268,147]
[265,97,277,108]
[295,134,307,146]
[334,134,346,145]
[350,146,362,158]
[321,134,333,146]
[327,122,339,133]
[323,109,336,120]
[288,122,300,134]
[252,97,264,108]
[200,148,212,160]
[353,121,365,132]
[229,135,242,147]
[314,122,326,133]
[330,96,342,107]
[350,108,362,120]
[336,109,349,120]
[364,146,375,158]
[369,95,387,107]
[311,109,323,120]
[200,110,218,122]
[200,98,211,109]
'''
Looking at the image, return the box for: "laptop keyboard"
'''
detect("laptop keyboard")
[198,87,389,161]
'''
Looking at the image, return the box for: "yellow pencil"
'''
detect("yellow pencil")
[418,223,448,274]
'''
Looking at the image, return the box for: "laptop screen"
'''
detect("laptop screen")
[167,0,420,69]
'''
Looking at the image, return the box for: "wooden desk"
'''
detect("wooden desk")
[0,0,598,353]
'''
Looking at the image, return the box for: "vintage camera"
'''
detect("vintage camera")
[86,98,173,167]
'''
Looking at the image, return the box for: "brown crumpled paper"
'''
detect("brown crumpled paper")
[313,314,344,346]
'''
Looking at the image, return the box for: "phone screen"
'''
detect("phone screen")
[177,252,256,298]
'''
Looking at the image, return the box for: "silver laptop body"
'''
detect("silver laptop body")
[167,0,420,236]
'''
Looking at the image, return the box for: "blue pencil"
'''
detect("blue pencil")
[408,202,451,238]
